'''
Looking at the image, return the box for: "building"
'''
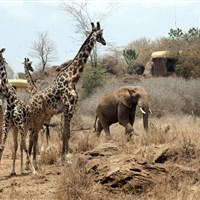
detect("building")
[143,51,177,77]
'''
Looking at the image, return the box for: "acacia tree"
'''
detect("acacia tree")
[29,32,57,73]
[61,1,117,68]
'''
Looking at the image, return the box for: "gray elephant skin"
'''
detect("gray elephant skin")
[94,86,149,139]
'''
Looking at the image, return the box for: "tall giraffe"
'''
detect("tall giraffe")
[26,22,106,167]
[0,48,36,175]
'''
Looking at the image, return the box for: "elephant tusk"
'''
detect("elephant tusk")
[149,109,153,115]
[139,107,146,114]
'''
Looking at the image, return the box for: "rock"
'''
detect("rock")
[84,143,168,194]
[86,143,120,157]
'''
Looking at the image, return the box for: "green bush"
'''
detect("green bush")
[81,66,109,99]
[167,28,200,78]
[175,64,192,79]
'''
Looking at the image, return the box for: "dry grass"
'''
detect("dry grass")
[33,77,200,199]
[53,114,200,200]
[80,77,200,117]
[1,77,200,199]
[2,115,200,200]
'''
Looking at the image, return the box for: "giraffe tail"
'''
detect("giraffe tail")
[43,122,50,144]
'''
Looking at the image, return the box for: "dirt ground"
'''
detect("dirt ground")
[0,149,63,199]
[1,116,200,200]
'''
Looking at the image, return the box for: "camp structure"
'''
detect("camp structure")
[143,51,177,77]
[0,79,28,104]
[0,79,28,89]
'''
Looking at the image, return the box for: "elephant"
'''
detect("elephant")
[94,86,150,139]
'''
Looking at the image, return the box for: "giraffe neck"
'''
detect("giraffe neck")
[0,56,9,87]
[0,55,17,102]
[24,64,37,95]
[59,31,96,84]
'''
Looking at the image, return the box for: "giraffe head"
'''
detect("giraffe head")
[0,48,6,54]
[22,58,34,72]
[91,22,106,46]
[0,48,6,78]
[0,48,6,60]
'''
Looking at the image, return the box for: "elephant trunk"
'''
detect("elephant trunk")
[139,106,149,131]
[143,111,149,131]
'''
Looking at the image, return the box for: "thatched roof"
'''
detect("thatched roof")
[0,79,27,88]
[151,51,175,59]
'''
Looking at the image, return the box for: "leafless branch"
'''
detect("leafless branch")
[29,32,57,73]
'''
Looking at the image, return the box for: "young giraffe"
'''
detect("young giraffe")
[23,58,37,96]
[0,48,36,175]
[23,58,51,154]
[25,22,106,168]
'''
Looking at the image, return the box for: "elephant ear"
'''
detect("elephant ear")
[116,88,132,108]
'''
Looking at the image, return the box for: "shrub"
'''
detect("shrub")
[141,77,200,116]
[175,38,200,78]
[80,77,200,118]
[81,66,109,99]
[175,64,192,79]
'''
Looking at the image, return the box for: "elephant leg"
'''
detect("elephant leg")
[98,116,111,140]
[119,120,134,139]
[102,124,111,141]
[125,123,138,140]
[125,123,134,136]
[127,111,136,137]
[118,106,135,139]
[129,110,136,127]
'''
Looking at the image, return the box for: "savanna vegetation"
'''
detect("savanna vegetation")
[54,77,200,200]
[1,2,200,198]
[1,76,200,200]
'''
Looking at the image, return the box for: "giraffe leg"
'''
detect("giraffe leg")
[10,128,18,176]
[61,117,70,162]
[62,105,74,163]
[40,128,45,155]
[61,89,78,163]
[19,124,37,175]
[0,114,10,163]
[20,139,24,174]
[0,143,4,161]
[0,114,8,159]
[32,130,39,170]
[26,129,33,170]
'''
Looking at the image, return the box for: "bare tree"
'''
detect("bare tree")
[5,62,14,79]
[61,1,117,68]
[29,32,57,73]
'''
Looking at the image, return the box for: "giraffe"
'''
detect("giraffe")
[0,48,37,175]
[23,58,37,96]
[25,22,106,168]
[0,98,3,143]
[23,58,51,155]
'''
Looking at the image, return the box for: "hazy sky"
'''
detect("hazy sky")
[0,0,200,75]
